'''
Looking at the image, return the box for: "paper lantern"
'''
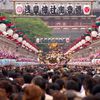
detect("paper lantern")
[36,38,40,43]
[22,45,25,48]
[22,40,26,45]
[25,42,29,47]
[31,47,38,53]
[3,31,8,36]
[70,48,74,51]
[91,31,97,37]
[98,26,100,33]
[28,45,31,49]
[92,59,96,65]
[75,44,79,48]
[81,39,86,44]
[13,34,19,39]
[0,23,7,32]
[18,37,23,42]
[73,45,77,49]
[98,33,100,37]
[85,36,91,41]
[78,42,82,46]
[7,29,13,36]
[72,46,76,50]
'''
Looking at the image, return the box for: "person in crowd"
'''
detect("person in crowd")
[31,76,53,100]
[55,79,66,93]
[0,88,8,100]
[23,84,43,100]
[83,75,97,96]
[0,65,99,100]
[0,79,14,98]
[53,91,67,100]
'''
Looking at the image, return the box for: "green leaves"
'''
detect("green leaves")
[14,18,52,38]
[1,12,52,41]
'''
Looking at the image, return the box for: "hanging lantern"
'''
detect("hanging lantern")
[73,45,77,49]
[31,47,38,53]
[91,31,97,37]
[74,44,78,49]
[77,43,81,47]
[13,34,19,39]
[81,39,86,44]
[36,38,40,43]
[18,37,23,42]
[22,40,26,45]
[0,23,7,32]
[7,29,13,36]
[25,42,29,47]
[70,47,74,51]
[29,45,32,49]
[3,31,8,36]
[98,26,100,33]
[22,45,25,48]
[78,42,82,46]
[98,32,100,37]
[85,36,91,41]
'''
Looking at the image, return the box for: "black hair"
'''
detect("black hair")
[92,84,100,95]
[32,76,47,90]
[49,83,60,91]
[66,80,79,92]
[23,74,33,83]
[52,74,60,83]
[83,75,96,94]
[55,79,64,90]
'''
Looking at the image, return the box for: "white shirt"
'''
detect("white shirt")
[45,93,53,100]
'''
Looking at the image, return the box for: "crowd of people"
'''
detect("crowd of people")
[0,64,100,100]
